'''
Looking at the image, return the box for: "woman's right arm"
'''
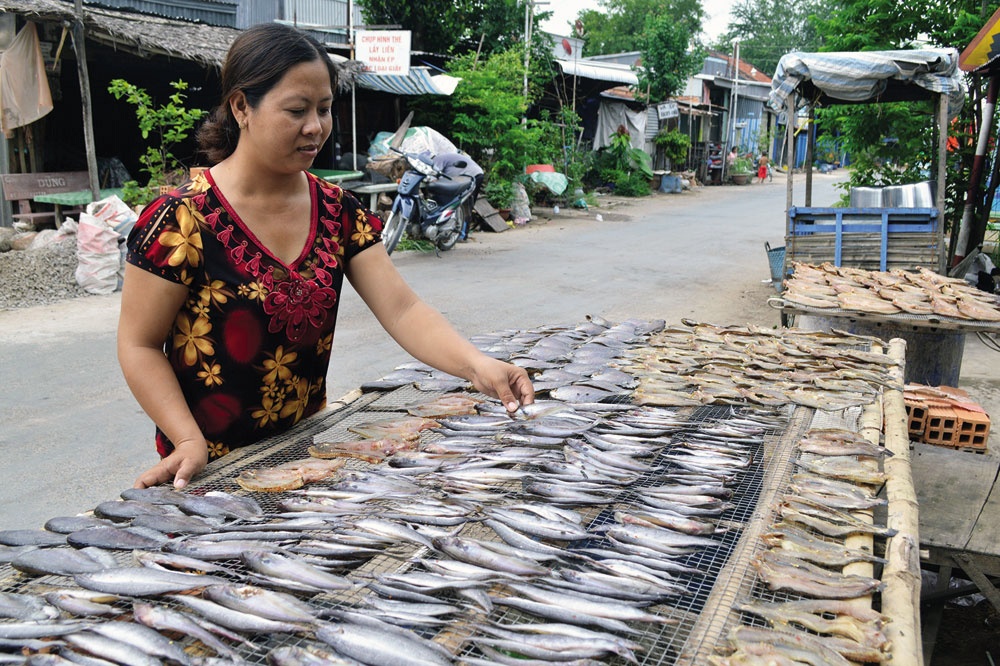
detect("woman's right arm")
[117,264,209,489]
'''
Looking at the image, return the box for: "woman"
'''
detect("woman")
[118,24,534,490]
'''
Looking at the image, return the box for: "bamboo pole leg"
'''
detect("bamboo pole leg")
[883,337,924,666]
[921,563,953,665]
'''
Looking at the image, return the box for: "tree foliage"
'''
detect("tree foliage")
[716,0,832,77]
[809,0,988,254]
[576,0,704,56]
[638,13,703,101]
[357,0,540,56]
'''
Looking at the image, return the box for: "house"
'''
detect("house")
[0,0,462,225]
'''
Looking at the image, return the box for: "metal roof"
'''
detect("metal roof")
[555,58,639,85]
[354,67,461,96]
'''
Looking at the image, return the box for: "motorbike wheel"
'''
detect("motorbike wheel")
[382,211,407,255]
[435,208,464,252]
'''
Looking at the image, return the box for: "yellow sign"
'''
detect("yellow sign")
[960,6,1000,72]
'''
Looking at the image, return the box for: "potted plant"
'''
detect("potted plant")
[654,128,691,172]
[730,155,754,185]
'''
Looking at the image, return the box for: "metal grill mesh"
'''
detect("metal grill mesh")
[0,324,892,665]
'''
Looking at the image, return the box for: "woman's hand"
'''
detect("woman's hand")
[468,356,535,413]
[133,438,209,490]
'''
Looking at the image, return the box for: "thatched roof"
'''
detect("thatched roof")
[0,0,239,68]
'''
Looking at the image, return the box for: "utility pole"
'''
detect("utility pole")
[522,0,549,123]
[723,39,739,182]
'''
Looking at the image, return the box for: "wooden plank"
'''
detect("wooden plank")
[911,441,998,550]
[473,198,508,233]
[0,171,90,201]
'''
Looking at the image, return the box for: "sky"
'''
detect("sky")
[539,0,733,45]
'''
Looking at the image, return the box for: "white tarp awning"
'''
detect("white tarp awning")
[556,58,639,85]
[769,48,966,116]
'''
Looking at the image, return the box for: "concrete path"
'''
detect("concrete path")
[1,170,996,531]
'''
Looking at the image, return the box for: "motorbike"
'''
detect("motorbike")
[381,150,477,255]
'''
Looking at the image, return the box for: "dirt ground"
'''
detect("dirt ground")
[929,600,1000,665]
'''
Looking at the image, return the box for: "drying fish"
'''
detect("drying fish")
[315,621,451,666]
[133,550,238,575]
[349,518,436,549]
[165,537,284,561]
[120,486,190,505]
[717,625,853,666]
[167,594,312,635]
[798,429,889,457]
[175,491,264,521]
[130,512,221,535]
[484,507,591,541]
[308,439,415,464]
[473,622,640,663]
[90,621,194,666]
[796,456,887,486]
[64,631,163,666]
[404,393,483,418]
[43,590,123,618]
[204,584,319,624]
[66,526,167,551]
[93,499,183,521]
[780,495,896,538]
[268,643,365,665]
[614,509,720,536]
[42,516,116,534]
[762,523,886,567]
[791,472,884,507]
[348,416,439,440]
[556,568,688,601]
[0,592,59,621]
[484,519,584,562]
[74,567,229,596]
[9,546,110,576]
[504,583,678,626]
[752,550,884,599]
[432,536,549,576]
[0,529,68,547]
[242,551,355,591]
[132,602,241,660]
[492,596,638,635]
[736,598,888,650]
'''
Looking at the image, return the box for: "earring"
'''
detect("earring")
[238,120,246,130]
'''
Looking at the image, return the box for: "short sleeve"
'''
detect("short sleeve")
[340,189,384,260]
[126,194,204,285]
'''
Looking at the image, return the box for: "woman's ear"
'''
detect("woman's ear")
[229,91,248,125]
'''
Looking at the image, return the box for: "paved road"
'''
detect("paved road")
[1,170,994,530]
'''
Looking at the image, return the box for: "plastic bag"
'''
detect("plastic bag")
[75,213,121,294]
[75,195,137,294]
[510,182,531,225]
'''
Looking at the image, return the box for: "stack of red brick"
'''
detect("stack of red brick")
[904,384,991,452]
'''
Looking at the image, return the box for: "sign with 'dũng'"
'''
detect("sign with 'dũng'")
[355,30,411,76]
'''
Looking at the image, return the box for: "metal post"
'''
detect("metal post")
[349,0,357,170]
[804,104,814,207]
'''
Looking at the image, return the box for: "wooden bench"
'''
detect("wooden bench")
[1,171,90,227]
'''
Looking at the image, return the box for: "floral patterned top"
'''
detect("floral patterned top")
[126,170,383,460]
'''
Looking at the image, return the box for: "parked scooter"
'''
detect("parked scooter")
[381,149,477,255]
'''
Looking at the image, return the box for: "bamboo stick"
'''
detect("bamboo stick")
[882,337,924,665]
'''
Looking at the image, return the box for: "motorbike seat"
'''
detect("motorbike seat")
[426,175,473,201]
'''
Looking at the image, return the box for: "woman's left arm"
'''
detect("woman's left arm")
[346,245,534,411]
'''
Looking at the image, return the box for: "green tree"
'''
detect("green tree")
[809,0,986,255]
[638,13,703,102]
[575,0,704,56]
[107,79,205,207]
[716,0,832,77]
[358,0,541,55]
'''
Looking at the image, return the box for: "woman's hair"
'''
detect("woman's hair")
[196,23,338,164]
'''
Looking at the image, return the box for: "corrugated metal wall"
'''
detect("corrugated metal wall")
[238,0,363,37]
[93,0,237,26]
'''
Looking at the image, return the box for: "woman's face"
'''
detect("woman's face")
[239,58,333,172]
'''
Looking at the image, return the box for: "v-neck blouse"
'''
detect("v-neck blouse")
[126,170,383,460]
